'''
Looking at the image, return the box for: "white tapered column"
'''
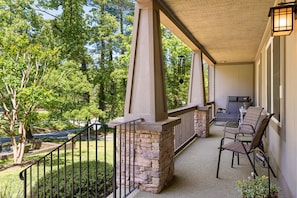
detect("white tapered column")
[188,50,205,106]
[119,0,180,194]
[124,0,167,122]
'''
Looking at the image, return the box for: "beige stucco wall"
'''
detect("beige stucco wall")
[214,63,254,109]
[255,16,297,198]
[281,29,297,198]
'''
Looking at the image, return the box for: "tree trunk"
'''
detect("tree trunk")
[12,122,26,164]
[99,83,105,110]
[26,124,34,140]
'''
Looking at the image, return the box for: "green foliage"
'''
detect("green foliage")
[43,61,93,119]
[33,120,78,133]
[63,104,106,124]
[37,0,89,63]
[203,61,210,102]
[0,0,59,163]
[162,26,192,109]
[0,174,23,198]
[236,172,280,198]
[0,0,195,140]
[32,161,114,197]
[2,141,12,147]
[1,140,114,196]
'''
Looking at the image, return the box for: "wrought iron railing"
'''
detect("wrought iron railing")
[19,105,213,197]
[110,118,143,197]
[19,119,142,198]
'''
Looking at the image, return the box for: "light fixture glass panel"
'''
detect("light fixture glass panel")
[272,6,294,36]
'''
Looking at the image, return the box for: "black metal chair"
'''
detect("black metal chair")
[216,113,275,178]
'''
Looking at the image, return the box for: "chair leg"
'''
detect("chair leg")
[216,148,223,178]
[254,146,277,178]
[231,152,235,168]
[247,153,258,176]
[267,163,276,178]
[231,152,239,167]
[234,134,240,165]
[262,153,277,178]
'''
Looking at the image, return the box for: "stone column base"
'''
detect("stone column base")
[195,106,210,138]
[115,117,180,194]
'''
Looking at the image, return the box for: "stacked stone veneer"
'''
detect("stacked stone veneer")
[194,106,210,138]
[116,120,177,193]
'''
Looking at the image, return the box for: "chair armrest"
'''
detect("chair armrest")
[223,121,239,132]
[219,136,240,148]
[222,136,237,142]
[239,124,256,134]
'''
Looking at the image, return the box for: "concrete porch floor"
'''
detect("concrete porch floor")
[130,124,283,198]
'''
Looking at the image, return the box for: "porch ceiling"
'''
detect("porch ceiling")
[160,0,275,64]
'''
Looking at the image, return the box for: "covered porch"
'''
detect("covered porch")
[130,124,283,198]
[14,1,297,197]
[121,0,297,197]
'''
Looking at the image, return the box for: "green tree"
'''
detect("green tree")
[162,26,192,109]
[34,0,135,121]
[43,61,93,120]
[0,0,58,164]
[86,0,134,120]
[36,0,90,69]
[63,105,106,126]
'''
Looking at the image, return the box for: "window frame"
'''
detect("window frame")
[265,37,281,125]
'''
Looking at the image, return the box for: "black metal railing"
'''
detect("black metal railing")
[19,118,142,198]
[110,118,143,197]
[19,107,213,197]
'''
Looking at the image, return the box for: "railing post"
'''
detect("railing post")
[20,170,27,198]
[195,106,210,138]
[113,126,117,198]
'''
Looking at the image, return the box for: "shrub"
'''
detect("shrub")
[28,139,42,150]
[236,172,279,198]
[1,142,12,153]
[24,144,31,153]
[32,161,114,197]
[2,142,12,147]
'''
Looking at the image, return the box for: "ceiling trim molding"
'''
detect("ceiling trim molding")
[158,0,217,64]
[215,62,255,66]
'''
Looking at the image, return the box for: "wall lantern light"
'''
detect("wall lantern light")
[269,1,297,36]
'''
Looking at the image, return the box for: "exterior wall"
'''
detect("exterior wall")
[281,30,297,198]
[255,13,297,197]
[214,63,254,110]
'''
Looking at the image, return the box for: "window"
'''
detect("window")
[202,59,214,103]
[266,37,280,122]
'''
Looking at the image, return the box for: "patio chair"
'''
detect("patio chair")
[223,106,264,166]
[216,113,274,178]
[215,96,251,124]
[223,106,264,138]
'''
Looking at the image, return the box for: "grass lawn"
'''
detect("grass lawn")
[0,140,114,198]
[0,166,24,198]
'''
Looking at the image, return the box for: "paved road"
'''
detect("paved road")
[0,129,82,144]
